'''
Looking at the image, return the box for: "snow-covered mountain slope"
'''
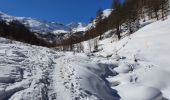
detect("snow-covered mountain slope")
[67,22,87,30]
[0,11,87,35]
[0,37,120,100]
[67,22,87,33]
[86,16,170,99]
[0,11,69,34]
[71,9,112,33]
[102,9,112,19]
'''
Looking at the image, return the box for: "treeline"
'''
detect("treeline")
[108,0,169,39]
[0,20,52,47]
[88,0,170,40]
[58,0,169,52]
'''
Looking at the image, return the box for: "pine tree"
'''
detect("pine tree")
[96,8,103,40]
[111,0,124,39]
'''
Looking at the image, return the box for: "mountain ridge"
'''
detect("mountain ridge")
[0,11,87,34]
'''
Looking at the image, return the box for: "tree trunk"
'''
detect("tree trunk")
[116,25,121,39]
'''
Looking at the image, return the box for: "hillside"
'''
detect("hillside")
[90,15,170,99]
[0,14,170,100]
[0,0,170,100]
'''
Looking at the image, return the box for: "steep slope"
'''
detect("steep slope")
[90,16,170,99]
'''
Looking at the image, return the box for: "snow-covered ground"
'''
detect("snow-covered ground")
[0,38,62,100]
[0,38,120,100]
[53,53,120,100]
[92,16,170,100]
[0,13,170,100]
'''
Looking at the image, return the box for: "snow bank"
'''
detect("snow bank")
[94,16,170,99]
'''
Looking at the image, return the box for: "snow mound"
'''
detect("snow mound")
[115,84,162,100]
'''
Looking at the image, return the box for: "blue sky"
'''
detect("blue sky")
[0,0,122,24]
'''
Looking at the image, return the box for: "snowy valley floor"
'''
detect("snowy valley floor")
[0,17,170,100]
[0,38,120,100]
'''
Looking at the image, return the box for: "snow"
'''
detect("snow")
[116,17,170,99]
[0,11,69,34]
[0,9,170,100]
[118,18,170,71]
[0,38,120,100]
[114,84,162,100]
[53,53,120,100]
[70,22,87,32]
[16,17,70,34]
[72,27,87,32]
[0,38,62,99]
[90,16,170,99]
[67,22,87,29]
[71,9,112,33]
[102,9,112,18]
[53,30,69,34]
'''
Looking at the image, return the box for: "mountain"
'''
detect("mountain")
[67,22,87,29]
[0,11,89,46]
[0,10,112,46]
[0,15,170,100]
[17,17,70,34]
[0,11,87,35]
[0,11,70,34]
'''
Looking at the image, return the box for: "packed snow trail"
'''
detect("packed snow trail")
[53,53,120,100]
